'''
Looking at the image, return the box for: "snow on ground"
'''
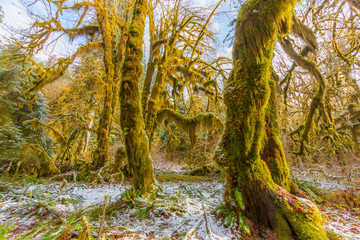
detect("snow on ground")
[291,165,359,191]
[324,207,360,240]
[1,176,360,239]
[106,182,235,239]
[68,183,126,206]
[291,165,360,240]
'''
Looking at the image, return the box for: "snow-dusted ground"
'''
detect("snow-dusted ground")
[324,207,360,239]
[1,175,360,239]
[291,166,360,240]
[291,165,359,191]
[107,182,236,240]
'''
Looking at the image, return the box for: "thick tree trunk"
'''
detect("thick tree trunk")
[215,0,329,239]
[120,0,156,196]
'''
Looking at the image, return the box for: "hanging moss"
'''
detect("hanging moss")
[291,16,318,50]
[157,108,224,146]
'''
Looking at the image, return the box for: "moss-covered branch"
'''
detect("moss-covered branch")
[157,108,224,146]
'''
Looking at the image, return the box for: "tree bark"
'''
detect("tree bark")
[262,81,297,193]
[215,0,329,238]
[93,85,113,168]
[93,0,115,168]
[120,0,156,196]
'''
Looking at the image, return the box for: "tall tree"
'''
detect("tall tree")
[215,0,329,238]
[120,0,156,196]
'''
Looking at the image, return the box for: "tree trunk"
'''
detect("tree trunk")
[120,0,156,196]
[141,0,158,114]
[93,0,115,169]
[348,104,359,151]
[93,85,113,168]
[145,57,167,144]
[262,81,297,193]
[215,0,329,239]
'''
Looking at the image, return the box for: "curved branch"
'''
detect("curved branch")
[157,108,224,146]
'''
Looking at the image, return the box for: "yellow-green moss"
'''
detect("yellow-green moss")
[156,174,216,183]
[157,108,224,146]
[262,80,297,193]
[215,0,328,238]
[120,0,156,197]
[279,197,328,239]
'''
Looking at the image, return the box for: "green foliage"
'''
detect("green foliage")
[214,203,250,235]
[0,123,23,162]
[234,187,243,209]
[0,45,54,175]
[214,203,237,228]
[0,223,12,240]
[300,181,324,202]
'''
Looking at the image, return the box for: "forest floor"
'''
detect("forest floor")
[0,163,360,239]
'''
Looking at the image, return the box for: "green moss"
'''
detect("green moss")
[157,108,224,146]
[279,196,328,240]
[120,0,156,197]
[216,0,329,238]
[189,164,220,176]
[274,211,293,239]
[156,174,216,183]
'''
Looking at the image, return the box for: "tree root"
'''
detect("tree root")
[273,187,329,240]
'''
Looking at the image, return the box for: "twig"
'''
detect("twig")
[185,217,203,240]
[97,194,109,240]
[202,204,211,237]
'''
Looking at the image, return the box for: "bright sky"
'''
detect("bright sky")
[0,0,236,61]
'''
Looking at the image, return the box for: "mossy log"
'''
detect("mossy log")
[215,0,329,238]
[120,0,156,197]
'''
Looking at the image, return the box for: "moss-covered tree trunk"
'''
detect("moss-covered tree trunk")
[145,55,168,144]
[120,0,156,196]
[215,0,329,239]
[348,104,359,151]
[141,0,158,114]
[93,85,113,168]
[93,0,115,169]
[262,81,296,193]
